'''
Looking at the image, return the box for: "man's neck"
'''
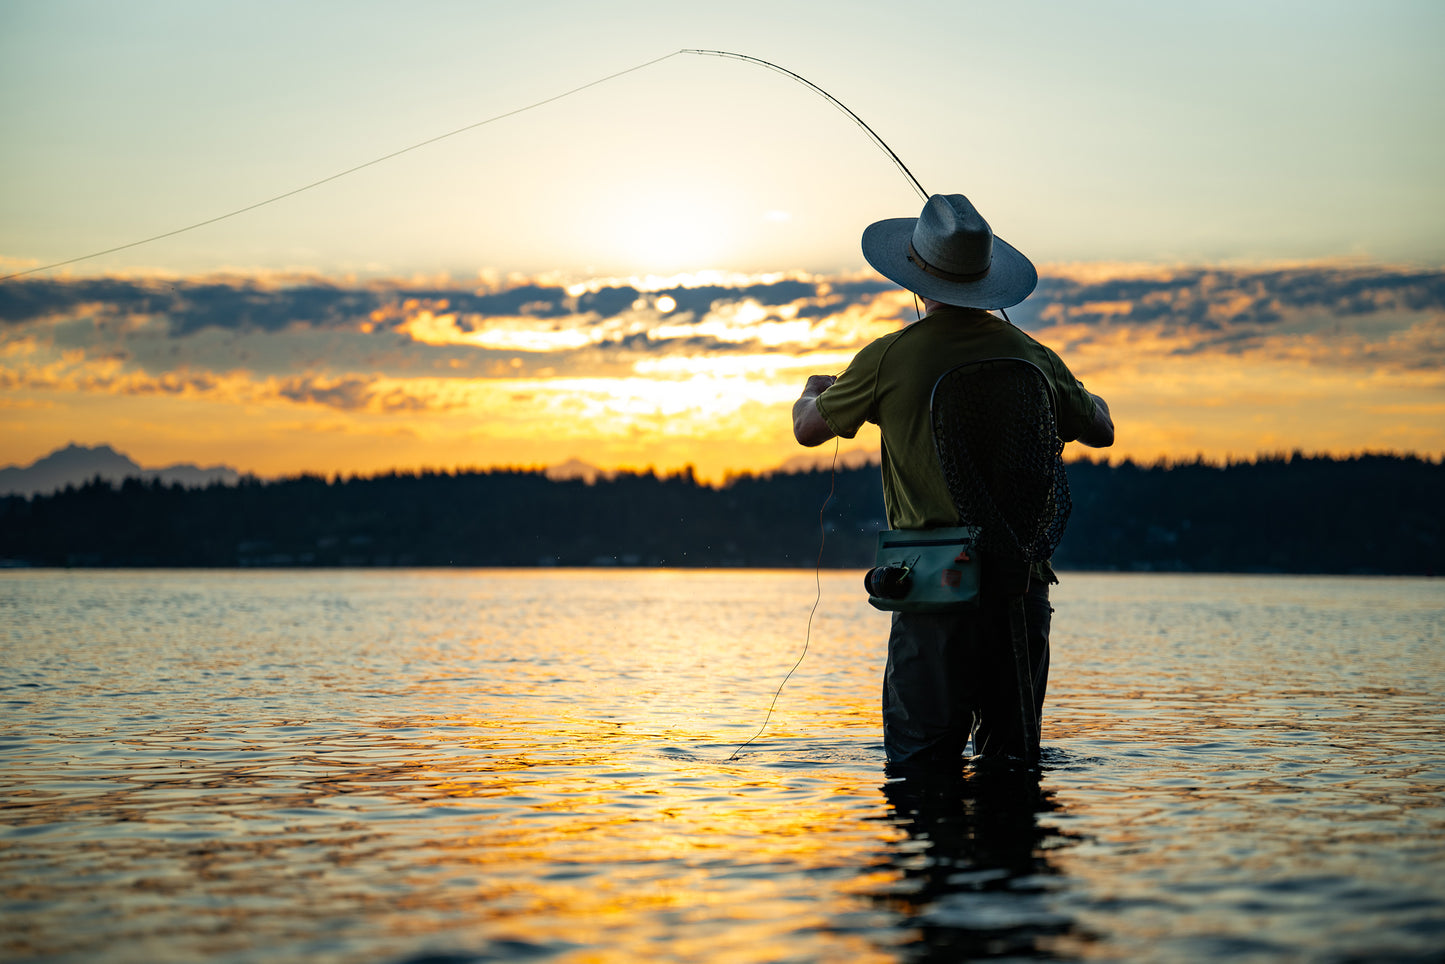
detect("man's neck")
[919,298,995,320]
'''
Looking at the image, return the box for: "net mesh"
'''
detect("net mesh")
[931,358,1072,565]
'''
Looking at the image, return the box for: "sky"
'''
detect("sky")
[2,0,1442,481]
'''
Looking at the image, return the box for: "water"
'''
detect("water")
[1,569,1441,962]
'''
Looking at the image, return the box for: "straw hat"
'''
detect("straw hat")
[861,194,1037,309]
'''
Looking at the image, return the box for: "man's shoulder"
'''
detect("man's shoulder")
[849,324,915,368]
[867,324,916,348]
[912,307,1046,356]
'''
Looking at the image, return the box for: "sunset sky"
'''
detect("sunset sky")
[3,1,1442,481]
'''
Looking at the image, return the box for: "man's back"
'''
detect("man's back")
[815,305,1099,530]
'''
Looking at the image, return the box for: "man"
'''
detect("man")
[793,194,1114,766]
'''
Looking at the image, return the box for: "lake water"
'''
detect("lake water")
[1,569,1442,962]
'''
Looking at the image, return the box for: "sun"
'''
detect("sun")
[594,180,744,272]
[615,209,732,270]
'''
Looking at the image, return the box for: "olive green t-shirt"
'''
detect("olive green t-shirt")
[815,306,1098,534]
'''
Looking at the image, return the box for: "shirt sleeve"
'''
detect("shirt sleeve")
[814,336,889,440]
[1043,347,1099,443]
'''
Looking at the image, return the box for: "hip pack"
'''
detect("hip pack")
[865,526,981,612]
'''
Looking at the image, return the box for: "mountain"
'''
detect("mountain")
[0,443,241,497]
[544,458,609,483]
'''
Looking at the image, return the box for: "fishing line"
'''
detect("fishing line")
[727,435,839,762]
[5,49,927,282]
[0,52,683,282]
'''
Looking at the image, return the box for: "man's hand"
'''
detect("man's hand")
[802,374,837,396]
[1078,393,1114,448]
[793,374,838,447]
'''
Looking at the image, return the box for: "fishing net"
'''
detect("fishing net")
[930,358,1072,565]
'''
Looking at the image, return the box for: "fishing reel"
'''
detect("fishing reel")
[864,562,913,600]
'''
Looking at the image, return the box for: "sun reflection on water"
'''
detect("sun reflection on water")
[1,569,1441,962]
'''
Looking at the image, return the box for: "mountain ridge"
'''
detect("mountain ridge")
[0,443,241,497]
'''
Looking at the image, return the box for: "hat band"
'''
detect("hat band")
[907,241,990,283]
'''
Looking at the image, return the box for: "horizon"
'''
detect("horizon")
[3,3,1442,481]
[8,429,1443,495]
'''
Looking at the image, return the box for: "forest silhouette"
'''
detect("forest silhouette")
[1,453,1439,575]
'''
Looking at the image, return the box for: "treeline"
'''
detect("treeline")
[0,454,1439,575]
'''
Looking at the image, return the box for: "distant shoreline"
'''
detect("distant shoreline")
[3,453,1440,577]
[1,563,1434,579]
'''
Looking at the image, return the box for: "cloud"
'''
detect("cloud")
[1020,264,1445,335]
[0,271,902,346]
[995,265,1445,381]
[167,282,385,336]
[0,276,388,335]
[271,374,473,414]
[3,261,1441,482]
[2,262,1440,429]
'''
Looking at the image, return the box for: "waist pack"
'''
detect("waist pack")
[865,526,981,612]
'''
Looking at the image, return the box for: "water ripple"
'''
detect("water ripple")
[1,570,1441,962]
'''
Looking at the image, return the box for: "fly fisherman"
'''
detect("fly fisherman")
[793,194,1114,767]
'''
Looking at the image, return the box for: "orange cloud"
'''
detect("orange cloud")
[2,263,1440,479]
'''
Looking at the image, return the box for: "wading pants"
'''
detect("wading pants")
[882,579,1052,765]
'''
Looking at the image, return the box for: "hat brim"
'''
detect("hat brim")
[861,217,1038,309]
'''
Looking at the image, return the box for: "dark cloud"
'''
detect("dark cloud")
[276,374,376,410]
[0,277,166,325]
[653,285,743,317]
[1029,267,1445,330]
[0,274,857,335]
[3,266,1439,367]
[576,286,640,317]
[740,279,815,304]
[274,374,442,413]
[1006,267,1445,365]
[605,331,753,353]
[168,283,383,336]
[792,303,835,319]
[0,275,860,336]
[446,284,572,318]
[645,279,829,319]
[827,279,896,298]
[0,277,385,335]
[1166,329,1270,357]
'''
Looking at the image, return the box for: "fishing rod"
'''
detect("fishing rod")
[3,49,928,281]
[680,49,928,202]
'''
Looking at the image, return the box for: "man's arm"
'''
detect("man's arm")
[1076,393,1114,448]
[793,374,838,447]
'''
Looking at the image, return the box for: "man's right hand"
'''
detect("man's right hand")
[802,374,838,396]
[1078,393,1114,448]
[793,374,839,447]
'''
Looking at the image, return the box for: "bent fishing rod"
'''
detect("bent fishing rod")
[681,50,928,202]
[2,49,929,282]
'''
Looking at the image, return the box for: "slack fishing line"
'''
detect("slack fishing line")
[727,435,839,762]
[2,49,928,282]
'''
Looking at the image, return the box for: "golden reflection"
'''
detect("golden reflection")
[5,570,1442,961]
[861,769,1087,958]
